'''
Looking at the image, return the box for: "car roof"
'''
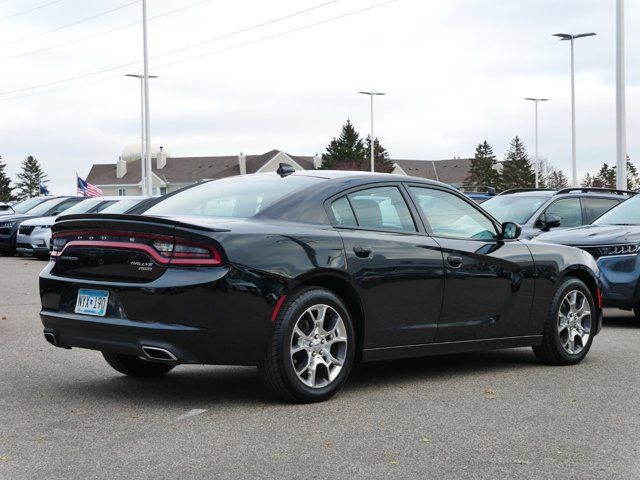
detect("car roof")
[282,169,453,188]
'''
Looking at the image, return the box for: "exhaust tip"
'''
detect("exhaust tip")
[141,346,177,361]
[44,331,57,346]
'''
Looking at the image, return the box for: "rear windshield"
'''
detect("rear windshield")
[143,175,323,218]
[482,195,548,224]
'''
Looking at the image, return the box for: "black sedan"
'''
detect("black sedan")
[40,169,602,402]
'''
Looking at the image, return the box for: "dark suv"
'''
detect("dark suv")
[482,188,633,239]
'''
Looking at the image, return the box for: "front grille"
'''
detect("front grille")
[577,246,602,260]
[19,225,35,235]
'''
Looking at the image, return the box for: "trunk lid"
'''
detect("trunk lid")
[50,214,227,282]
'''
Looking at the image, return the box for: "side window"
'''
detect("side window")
[544,198,582,227]
[409,186,497,240]
[347,186,416,232]
[583,197,620,223]
[330,196,357,227]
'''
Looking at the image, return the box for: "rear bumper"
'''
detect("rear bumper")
[39,262,285,366]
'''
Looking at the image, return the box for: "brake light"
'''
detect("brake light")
[51,230,221,267]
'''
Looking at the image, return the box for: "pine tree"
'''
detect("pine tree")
[595,163,615,188]
[363,135,394,173]
[321,120,366,170]
[465,141,500,187]
[14,155,48,200]
[612,155,640,190]
[545,169,569,189]
[0,156,14,202]
[500,136,535,189]
[581,172,594,187]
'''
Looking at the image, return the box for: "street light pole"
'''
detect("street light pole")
[616,0,627,190]
[553,32,596,187]
[126,74,158,196]
[142,0,153,196]
[358,91,385,172]
[524,98,549,188]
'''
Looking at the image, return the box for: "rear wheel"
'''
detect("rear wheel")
[259,287,355,403]
[102,352,175,377]
[533,278,595,365]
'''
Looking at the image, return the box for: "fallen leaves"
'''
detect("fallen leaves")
[484,388,497,400]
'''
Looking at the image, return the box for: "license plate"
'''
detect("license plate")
[75,289,109,317]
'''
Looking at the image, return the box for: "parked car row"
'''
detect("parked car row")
[0,196,150,258]
[36,168,615,403]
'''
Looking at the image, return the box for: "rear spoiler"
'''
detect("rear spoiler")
[53,213,230,233]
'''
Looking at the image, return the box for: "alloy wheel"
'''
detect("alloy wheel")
[289,304,348,388]
[557,290,591,355]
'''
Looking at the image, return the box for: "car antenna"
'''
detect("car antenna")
[276,163,295,177]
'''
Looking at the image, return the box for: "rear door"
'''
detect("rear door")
[406,185,535,342]
[327,184,444,348]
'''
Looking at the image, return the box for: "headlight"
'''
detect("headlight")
[0,221,15,228]
[36,226,52,230]
[597,244,640,257]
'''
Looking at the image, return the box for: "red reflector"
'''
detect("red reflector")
[270,295,287,323]
[596,288,603,309]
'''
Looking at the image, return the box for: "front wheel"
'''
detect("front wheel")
[102,352,175,377]
[259,287,355,403]
[533,278,596,365]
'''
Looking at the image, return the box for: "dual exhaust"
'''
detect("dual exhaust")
[43,331,177,362]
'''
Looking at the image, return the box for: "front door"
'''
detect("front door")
[406,185,535,342]
[327,185,445,348]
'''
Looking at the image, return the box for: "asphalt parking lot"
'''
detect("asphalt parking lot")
[0,256,639,480]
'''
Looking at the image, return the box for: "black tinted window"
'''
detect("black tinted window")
[330,196,357,227]
[583,197,620,223]
[410,187,496,240]
[347,186,415,232]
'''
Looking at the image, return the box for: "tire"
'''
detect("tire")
[533,278,596,365]
[102,352,175,377]
[259,287,356,403]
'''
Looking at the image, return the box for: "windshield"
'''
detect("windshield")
[61,199,116,215]
[594,196,640,225]
[22,198,62,216]
[482,195,548,223]
[144,175,323,218]
[12,197,48,214]
[100,198,146,214]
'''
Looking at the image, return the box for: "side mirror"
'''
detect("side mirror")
[539,214,561,231]
[501,221,521,240]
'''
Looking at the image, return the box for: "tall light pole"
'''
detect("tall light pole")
[553,32,596,186]
[616,0,627,190]
[524,98,549,188]
[142,0,153,195]
[126,74,158,196]
[358,91,385,172]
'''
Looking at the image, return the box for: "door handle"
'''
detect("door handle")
[353,246,373,258]
[446,255,463,268]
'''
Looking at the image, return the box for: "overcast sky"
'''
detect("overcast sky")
[0,0,638,195]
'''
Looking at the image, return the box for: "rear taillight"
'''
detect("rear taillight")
[51,230,221,267]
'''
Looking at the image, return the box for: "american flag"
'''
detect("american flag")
[77,175,103,197]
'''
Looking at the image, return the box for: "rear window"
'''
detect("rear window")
[143,175,323,219]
